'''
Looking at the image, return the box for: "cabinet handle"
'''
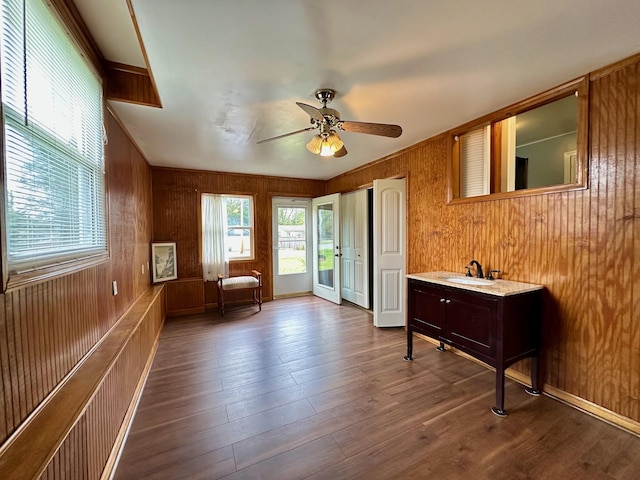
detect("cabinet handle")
[445,299,451,304]
[440,298,446,303]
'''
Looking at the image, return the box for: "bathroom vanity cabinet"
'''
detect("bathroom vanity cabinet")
[405,273,543,416]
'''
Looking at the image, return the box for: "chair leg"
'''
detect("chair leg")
[218,285,224,317]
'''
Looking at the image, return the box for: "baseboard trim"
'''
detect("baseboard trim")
[540,384,640,437]
[273,291,312,300]
[415,333,640,436]
[166,306,205,317]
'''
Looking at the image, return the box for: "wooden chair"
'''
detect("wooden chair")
[217,270,262,316]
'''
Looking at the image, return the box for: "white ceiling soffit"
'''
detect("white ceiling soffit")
[75,0,640,181]
[73,0,145,67]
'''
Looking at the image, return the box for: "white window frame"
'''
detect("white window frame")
[0,0,107,291]
[223,194,255,261]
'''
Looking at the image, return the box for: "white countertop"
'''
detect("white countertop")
[406,271,543,297]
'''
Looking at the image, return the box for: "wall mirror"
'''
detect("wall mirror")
[449,77,589,202]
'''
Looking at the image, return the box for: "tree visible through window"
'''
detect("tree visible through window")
[224,196,253,259]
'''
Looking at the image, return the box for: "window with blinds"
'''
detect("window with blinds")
[1,0,106,276]
[460,126,490,198]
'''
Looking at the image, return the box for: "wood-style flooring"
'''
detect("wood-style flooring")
[114,296,640,479]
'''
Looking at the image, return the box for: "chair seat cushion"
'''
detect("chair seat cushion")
[220,276,259,290]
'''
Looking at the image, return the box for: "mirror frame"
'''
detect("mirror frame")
[447,76,589,204]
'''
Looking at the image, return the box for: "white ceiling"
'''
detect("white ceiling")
[74,0,640,180]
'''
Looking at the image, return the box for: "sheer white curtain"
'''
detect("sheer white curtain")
[202,194,229,281]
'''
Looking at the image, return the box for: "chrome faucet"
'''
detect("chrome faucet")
[468,260,484,278]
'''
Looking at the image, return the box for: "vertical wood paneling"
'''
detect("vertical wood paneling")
[106,64,161,108]
[152,168,326,310]
[326,56,640,425]
[41,417,89,480]
[0,287,164,480]
[37,296,163,480]
[165,278,204,316]
[0,110,155,475]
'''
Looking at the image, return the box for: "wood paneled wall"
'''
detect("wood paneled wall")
[0,111,159,476]
[327,55,640,427]
[152,168,326,314]
[106,62,162,108]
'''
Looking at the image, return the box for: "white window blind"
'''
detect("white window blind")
[460,126,490,198]
[1,0,106,273]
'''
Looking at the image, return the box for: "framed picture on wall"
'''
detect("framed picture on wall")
[152,242,177,283]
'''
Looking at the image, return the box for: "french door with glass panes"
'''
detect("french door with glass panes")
[312,193,341,304]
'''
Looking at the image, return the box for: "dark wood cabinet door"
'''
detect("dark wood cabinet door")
[446,290,497,361]
[408,280,446,338]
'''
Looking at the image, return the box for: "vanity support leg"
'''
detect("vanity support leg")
[403,327,413,361]
[491,366,507,417]
[525,353,542,396]
[436,341,446,352]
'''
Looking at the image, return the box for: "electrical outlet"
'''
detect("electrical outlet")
[112,280,118,296]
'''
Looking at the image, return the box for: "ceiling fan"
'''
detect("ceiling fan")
[257,89,402,158]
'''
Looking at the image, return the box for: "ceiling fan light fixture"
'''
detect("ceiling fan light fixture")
[258,89,399,159]
[320,140,334,156]
[318,131,344,156]
[306,134,323,154]
[326,131,343,151]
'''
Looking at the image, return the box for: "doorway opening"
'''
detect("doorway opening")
[272,197,312,298]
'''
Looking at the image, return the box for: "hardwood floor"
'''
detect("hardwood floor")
[114,296,640,479]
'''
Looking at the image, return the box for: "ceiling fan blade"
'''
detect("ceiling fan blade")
[333,145,347,157]
[256,127,315,144]
[296,102,324,122]
[338,121,402,138]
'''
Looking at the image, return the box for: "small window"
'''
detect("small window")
[1,0,106,286]
[450,77,588,202]
[221,195,254,260]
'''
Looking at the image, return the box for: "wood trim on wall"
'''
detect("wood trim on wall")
[125,0,162,107]
[49,0,104,76]
[0,286,165,480]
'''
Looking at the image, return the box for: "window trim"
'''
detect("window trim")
[223,194,255,262]
[0,0,108,292]
[447,76,589,204]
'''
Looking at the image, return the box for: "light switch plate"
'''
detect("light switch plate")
[112,280,118,296]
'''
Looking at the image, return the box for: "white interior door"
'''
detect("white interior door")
[373,178,406,327]
[341,189,369,308]
[272,197,312,297]
[312,193,341,304]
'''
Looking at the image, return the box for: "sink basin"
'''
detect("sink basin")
[442,276,494,286]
